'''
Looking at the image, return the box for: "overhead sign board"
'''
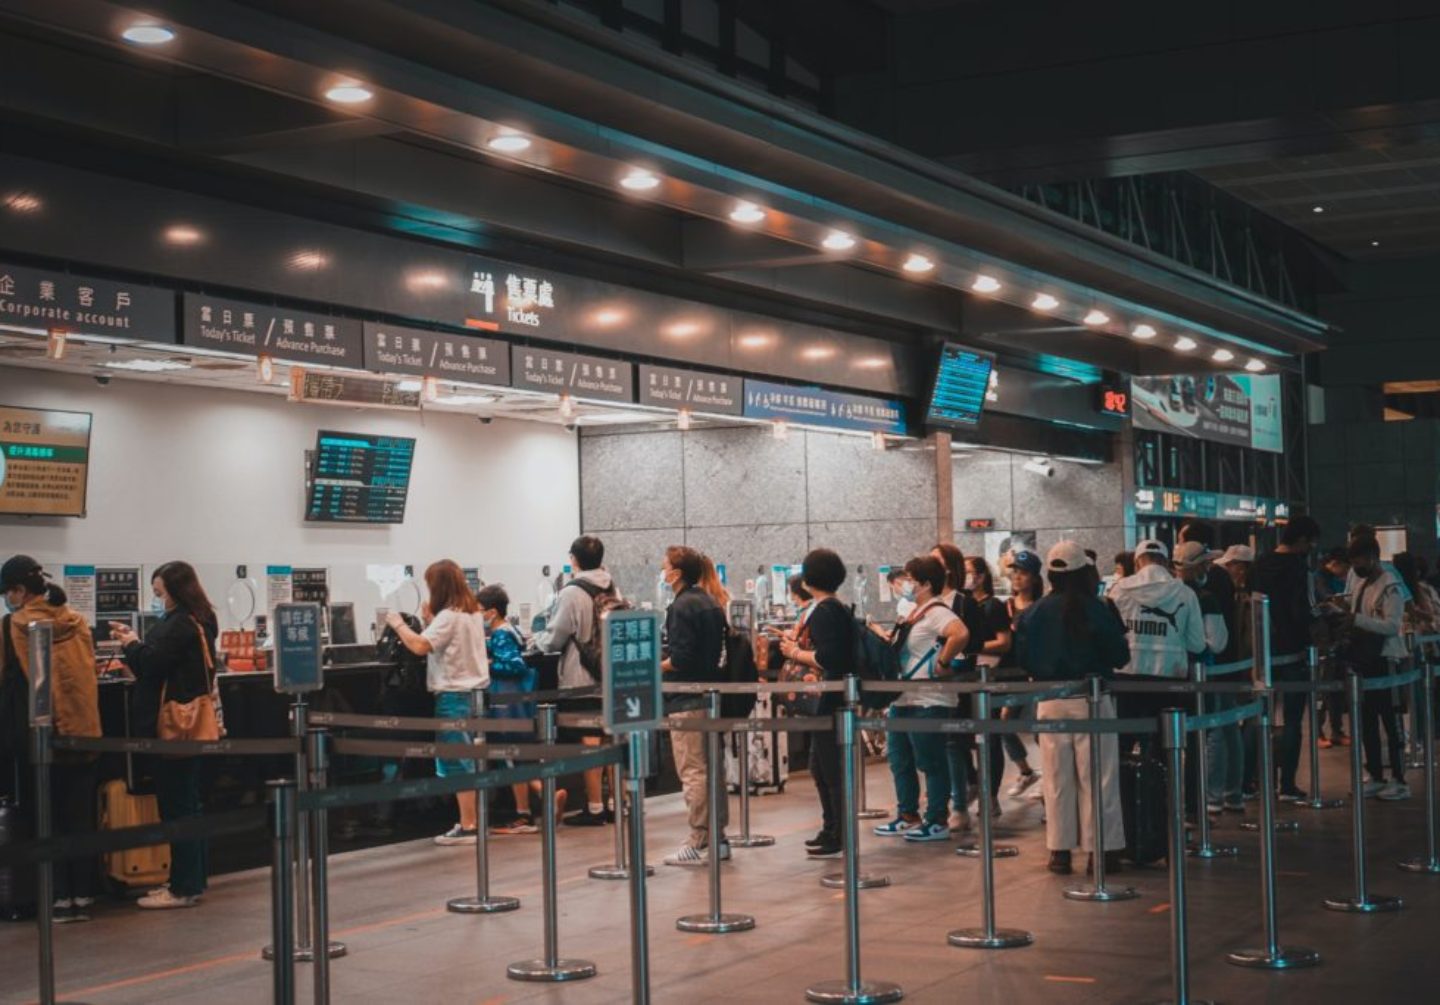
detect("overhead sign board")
[0,261,175,342]
[182,293,363,369]
[743,378,906,435]
[1134,485,1287,525]
[273,602,324,694]
[601,609,662,733]
[1132,373,1283,454]
[638,364,742,415]
[461,261,565,337]
[510,346,634,403]
[363,321,510,387]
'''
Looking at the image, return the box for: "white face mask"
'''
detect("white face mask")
[964,574,979,592]
[899,581,917,602]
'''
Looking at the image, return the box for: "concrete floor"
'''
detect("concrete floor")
[4,741,1439,1004]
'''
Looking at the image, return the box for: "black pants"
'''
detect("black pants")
[1275,665,1307,793]
[1115,678,1179,757]
[154,757,208,897]
[50,760,97,903]
[809,729,845,844]
[1358,663,1405,784]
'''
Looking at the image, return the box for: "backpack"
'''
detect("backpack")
[855,601,949,711]
[378,613,429,696]
[719,628,758,719]
[567,579,632,682]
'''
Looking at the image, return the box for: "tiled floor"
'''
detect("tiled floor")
[3,741,1438,1003]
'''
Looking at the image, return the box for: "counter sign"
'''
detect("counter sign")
[273,603,324,694]
[601,609,662,733]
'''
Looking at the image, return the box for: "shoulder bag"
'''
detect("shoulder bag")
[156,619,224,744]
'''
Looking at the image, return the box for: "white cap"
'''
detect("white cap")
[1173,540,1223,568]
[1215,544,1255,566]
[1046,540,1094,573]
[1135,539,1169,561]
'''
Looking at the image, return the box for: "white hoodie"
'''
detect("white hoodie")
[534,568,618,688]
[1349,566,1407,660]
[1107,563,1207,678]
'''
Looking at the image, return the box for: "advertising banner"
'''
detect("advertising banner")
[1131,373,1282,453]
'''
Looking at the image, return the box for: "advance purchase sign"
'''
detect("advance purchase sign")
[1131,373,1282,453]
[743,379,906,435]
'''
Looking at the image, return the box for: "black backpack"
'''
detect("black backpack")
[567,579,632,681]
[719,628,759,718]
[378,613,429,696]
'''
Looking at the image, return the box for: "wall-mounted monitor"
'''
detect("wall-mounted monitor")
[0,405,93,517]
[925,345,995,429]
[305,430,415,524]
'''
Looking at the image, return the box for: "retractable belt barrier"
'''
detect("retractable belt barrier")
[50,735,301,756]
[1272,652,1306,669]
[865,715,1159,737]
[307,710,537,733]
[328,737,594,761]
[487,685,600,704]
[1360,667,1423,691]
[1109,679,1258,695]
[1207,658,1255,677]
[661,680,847,694]
[658,715,834,733]
[1184,700,1264,733]
[0,806,267,868]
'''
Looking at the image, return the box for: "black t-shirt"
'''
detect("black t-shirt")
[807,597,855,714]
[1252,551,1314,656]
[973,596,1010,667]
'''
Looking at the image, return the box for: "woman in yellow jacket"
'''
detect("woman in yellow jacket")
[3,555,101,923]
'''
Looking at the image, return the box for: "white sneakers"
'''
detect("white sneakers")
[663,842,731,867]
[1377,781,1412,801]
[137,888,200,910]
[1007,771,1041,798]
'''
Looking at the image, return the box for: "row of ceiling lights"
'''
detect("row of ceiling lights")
[1311,205,1383,247]
[119,20,1267,373]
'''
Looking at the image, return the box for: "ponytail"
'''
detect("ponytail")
[44,582,68,607]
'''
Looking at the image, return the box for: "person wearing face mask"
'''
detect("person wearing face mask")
[887,568,915,620]
[3,555,101,923]
[110,561,219,909]
[1174,542,1238,815]
[971,555,1041,798]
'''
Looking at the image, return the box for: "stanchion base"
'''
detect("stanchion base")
[1188,843,1240,859]
[588,864,655,880]
[821,872,890,890]
[955,844,1019,858]
[506,958,598,982]
[1241,820,1300,833]
[446,894,520,914]
[730,835,776,848]
[260,941,347,961]
[947,927,1033,949]
[1063,884,1139,902]
[805,978,905,1003]
[1398,857,1440,874]
[1227,945,1321,969]
[1300,797,1347,810]
[676,912,756,934]
[1324,894,1403,913]
[857,809,889,820]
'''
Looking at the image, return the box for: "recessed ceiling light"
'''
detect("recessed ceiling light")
[324,83,373,105]
[1212,348,1235,362]
[1245,358,1267,372]
[822,230,857,252]
[1083,309,1110,326]
[663,320,703,339]
[404,270,448,291]
[737,331,775,349]
[1031,293,1059,311]
[802,345,838,361]
[487,132,532,153]
[1371,240,1381,247]
[902,253,934,274]
[971,274,1001,293]
[1132,324,1157,340]
[105,358,190,373]
[121,24,174,45]
[2,192,41,214]
[591,307,627,327]
[1312,205,1325,214]
[853,356,888,370]
[163,225,204,246]
[288,250,328,271]
[395,379,424,393]
[729,201,765,224]
[1174,336,1198,352]
[620,169,660,192]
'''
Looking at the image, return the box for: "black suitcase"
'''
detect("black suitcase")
[0,790,35,921]
[1119,751,1167,866]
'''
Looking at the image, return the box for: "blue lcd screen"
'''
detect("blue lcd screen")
[306,430,416,524]
[926,345,995,428]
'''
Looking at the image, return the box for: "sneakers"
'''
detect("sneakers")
[1363,779,1387,798]
[873,816,919,836]
[805,831,832,849]
[1047,850,1072,874]
[1223,798,1245,814]
[53,899,89,924]
[663,842,731,866]
[493,815,538,835]
[137,889,200,910]
[1378,781,1412,801]
[902,821,950,842]
[565,807,607,828]
[949,811,972,834]
[1318,736,1334,749]
[1007,771,1040,798]
[807,841,843,858]
[1278,788,1307,804]
[1206,801,1224,815]
[434,824,478,846]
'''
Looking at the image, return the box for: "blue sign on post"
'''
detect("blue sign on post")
[602,609,662,733]
[273,602,324,694]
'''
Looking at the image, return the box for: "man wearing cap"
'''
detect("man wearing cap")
[1176,542,1241,813]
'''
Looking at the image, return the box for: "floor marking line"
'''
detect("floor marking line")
[58,950,259,1000]
[1044,975,1098,984]
[1148,902,1171,914]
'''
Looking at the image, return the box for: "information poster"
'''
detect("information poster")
[1131,373,1282,454]
[291,568,330,606]
[62,565,97,627]
[266,566,294,616]
[0,405,92,517]
[96,566,141,615]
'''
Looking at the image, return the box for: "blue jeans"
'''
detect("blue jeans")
[434,691,477,776]
[1205,692,1245,802]
[946,735,970,811]
[887,706,952,826]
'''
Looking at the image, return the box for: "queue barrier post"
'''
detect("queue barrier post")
[308,729,334,1004]
[450,690,521,911]
[1405,635,1427,771]
[1187,662,1237,861]
[592,734,657,880]
[730,730,776,848]
[507,705,598,982]
[269,780,298,1005]
[677,690,755,934]
[1300,646,1345,811]
[806,677,904,1004]
[856,732,887,820]
[1400,653,1440,874]
[1066,676,1139,902]
[1325,671,1403,913]
[1241,599,1299,837]
[948,686,1032,950]
[823,699,889,890]
[626,730,654,1004]
[957,665,1018,859]
[26,622,59,1005]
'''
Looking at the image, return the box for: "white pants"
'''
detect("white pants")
[1036,694,1126,853]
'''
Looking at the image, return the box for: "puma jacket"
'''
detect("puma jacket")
[1106,564,1207,679]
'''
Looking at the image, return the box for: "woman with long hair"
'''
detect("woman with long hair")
[110,561,219,908]
[971,555,1040,797]
[388,560,491,845]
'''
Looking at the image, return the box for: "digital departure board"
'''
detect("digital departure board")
[305,431,415,524]
[925,344,995,428]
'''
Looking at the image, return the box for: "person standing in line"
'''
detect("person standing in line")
[1252,515,1322,802]
[534,535,617,827]
[478,585,549,836]
[969,555,1040,799]
[886,568,915,621]
[1174,542,1241,813]
[110,561,219,909]
[387,560,491,845]
[659,546,730,866]
[4,556,101,922]
[1179,521,1237,643]
[1018,543,1131,875]
[933,542,999,819]
[779,549,855,859]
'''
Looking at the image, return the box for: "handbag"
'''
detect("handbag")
[777,616,821,717]
[156,619,223,744]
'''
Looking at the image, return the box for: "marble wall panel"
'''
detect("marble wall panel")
[683,523,811,597]
[951,450,1015,530]
[580,430,684,531]
[805,432,936,523]
[682,425,808,527]
[809,518,938,611]
[1011,455,1124,531]
[586,527,683,606]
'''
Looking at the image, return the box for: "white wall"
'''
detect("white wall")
[0,369,581,629]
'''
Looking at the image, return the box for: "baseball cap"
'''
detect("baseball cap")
[0,554,42,591]
[1135,539,1169,562]
[1008,549,1041,575]
[1046,541,1094,573]
[1173,541,1222,568]
[1215,544,1255,567]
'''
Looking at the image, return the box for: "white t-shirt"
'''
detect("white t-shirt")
[423,608,491,692]
[894,601,958,709]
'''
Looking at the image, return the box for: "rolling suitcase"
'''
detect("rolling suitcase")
[0,783,35,920]
[725,691,788,795]
[99,778,170,889]
[1119,751,1168,866]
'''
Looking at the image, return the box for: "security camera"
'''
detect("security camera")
[563,423,577,433]
[93,374,111,386]
[475,415,493,425]
[1023,457,1054,478]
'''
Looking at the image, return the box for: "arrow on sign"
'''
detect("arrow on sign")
[625,696,642,719]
